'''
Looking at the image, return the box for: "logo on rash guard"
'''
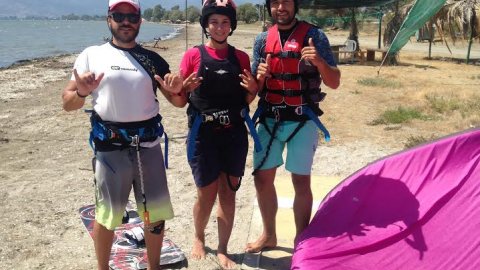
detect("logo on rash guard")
[214,69,229,75]
[111,66,138,72]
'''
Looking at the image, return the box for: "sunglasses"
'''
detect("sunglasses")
[109,12,141,24]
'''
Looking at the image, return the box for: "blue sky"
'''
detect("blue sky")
[0,0,264,18]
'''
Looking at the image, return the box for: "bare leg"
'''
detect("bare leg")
[144,221,165,270]
[216,173,237,269]
[93,221,115,270]
[191,181,218,260]
[245,168,278,253]
[292,173,313,242]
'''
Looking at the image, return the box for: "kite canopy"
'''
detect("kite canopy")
[292,128,480,270]
[299,0,397,9]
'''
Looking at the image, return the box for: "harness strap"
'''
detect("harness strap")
[302,106,330,141]
[163,133,169,169]
[187,114,202,162]
[86,110,169,169]
[91,120,162,144]
[267,51,302,59]
[252,106,264,125]
[241,108,263,153]
[252,103,330,142]
[264,88,321,97]
[127,49,158,96]
[187,107,262,161]
[270,73,301,81]
[270,72,319,81]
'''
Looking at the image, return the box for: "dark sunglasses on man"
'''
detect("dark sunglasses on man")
[109,12,141,24]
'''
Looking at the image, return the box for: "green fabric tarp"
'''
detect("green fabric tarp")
[299,0,397,9]
[388,0,447,54]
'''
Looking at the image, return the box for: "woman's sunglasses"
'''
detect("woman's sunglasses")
[109,12,141,24]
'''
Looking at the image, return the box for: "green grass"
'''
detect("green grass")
[370,94,480,127]
[425,94,461,114]
[369,106,426,125]
[425,94,480,117]
[357,77,402,88]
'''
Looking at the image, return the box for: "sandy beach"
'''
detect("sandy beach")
[0,22,479,270]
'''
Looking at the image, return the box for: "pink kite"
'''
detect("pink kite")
[292,128,480,270]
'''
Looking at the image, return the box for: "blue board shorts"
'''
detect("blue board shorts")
[253,118,319,175]
[93,143,174,230]
[188,124,248,187]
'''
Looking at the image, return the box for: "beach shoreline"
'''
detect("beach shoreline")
[1,22,479,269]
[0,20,184,69]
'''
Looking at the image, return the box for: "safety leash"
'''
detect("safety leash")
[252,121,280,176]
[132,135,150,226]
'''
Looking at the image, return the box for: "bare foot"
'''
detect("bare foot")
[190,237,206,260]
[245,233,277,253]
[217,252,236,269]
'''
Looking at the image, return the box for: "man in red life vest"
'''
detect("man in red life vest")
[246,0,341,253]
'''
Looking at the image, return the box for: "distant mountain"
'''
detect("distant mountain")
[0,0,264,18]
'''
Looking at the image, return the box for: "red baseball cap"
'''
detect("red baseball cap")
[108,0,141,12]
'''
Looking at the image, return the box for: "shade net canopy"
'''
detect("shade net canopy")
[292,128,480,270]
[299,0,398,9]
[388,0,447,54]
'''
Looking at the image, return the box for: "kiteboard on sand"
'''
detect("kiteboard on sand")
[79,204,185,270]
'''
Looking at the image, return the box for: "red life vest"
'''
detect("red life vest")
[264,21,321,106]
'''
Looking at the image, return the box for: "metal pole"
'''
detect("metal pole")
[263,4,267,31]
[428,39,432,59]
[466,17,474,64]
[185,0,188,51]
[201,0,204,44]
[377,11,383,49]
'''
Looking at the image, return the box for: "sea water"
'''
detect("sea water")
[0,20,180,68]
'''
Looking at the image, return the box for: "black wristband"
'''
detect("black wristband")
[76,90,88,98]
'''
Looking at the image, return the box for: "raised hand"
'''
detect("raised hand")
[73,69,104,97]
[301,37,324,66]
[182,72,203,93]
[256,53,272,82]
[155,73,183,94]
[240,69,258,96]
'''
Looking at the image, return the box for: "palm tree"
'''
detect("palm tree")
[382,0,478,63]
[434,0,478,42]
[427,0,479,62]
[382,0,414,64]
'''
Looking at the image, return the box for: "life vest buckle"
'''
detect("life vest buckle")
[274,109,281,122]
[295,106,303,115]
[219,115,230,125]
[202,114,214,123]
[240,108,246,118]
[130,135,140,147]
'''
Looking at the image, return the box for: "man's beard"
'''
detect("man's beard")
[274,13,295,26]
[110,25,139,44]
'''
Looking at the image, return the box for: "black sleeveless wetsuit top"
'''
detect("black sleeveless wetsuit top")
[188,45,246,113]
